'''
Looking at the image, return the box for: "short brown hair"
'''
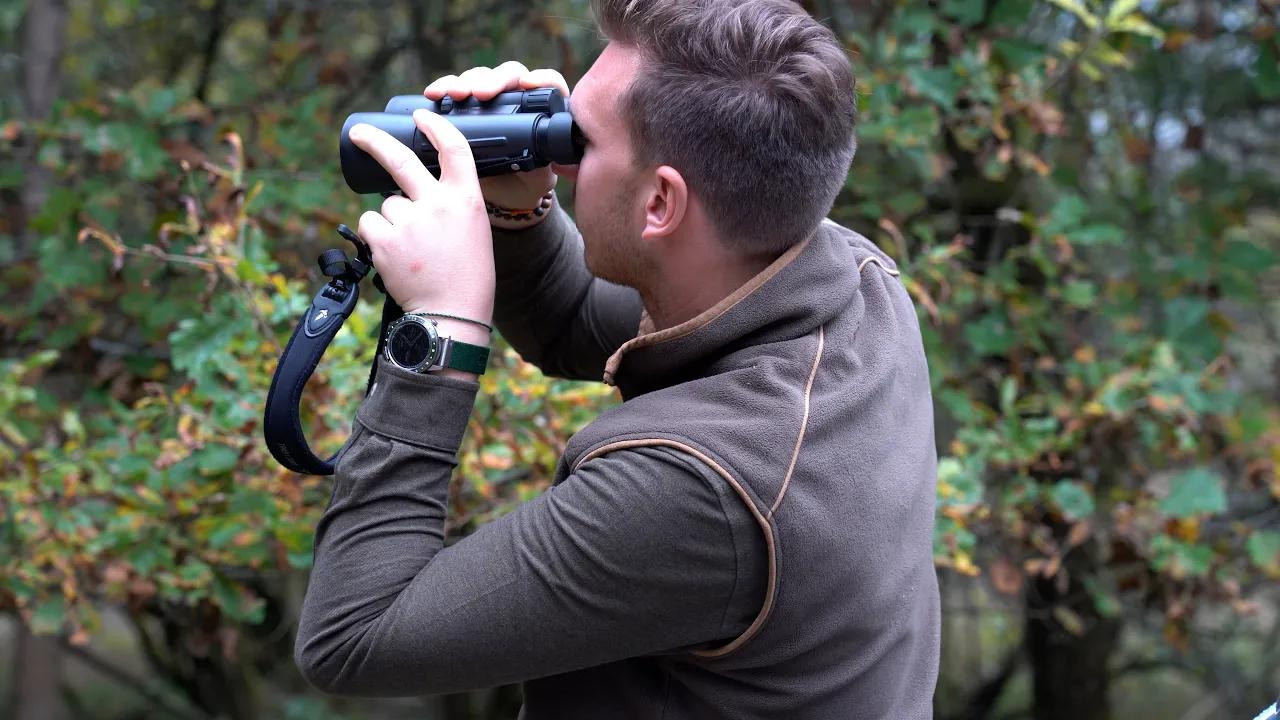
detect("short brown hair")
[590,0,857,256]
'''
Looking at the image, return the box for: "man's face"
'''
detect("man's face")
[551,43,654,288]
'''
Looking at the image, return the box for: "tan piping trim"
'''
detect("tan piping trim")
[602,232,815,385]
[768,325,824,519]
[857,255,900,276]
[571,439,777,659]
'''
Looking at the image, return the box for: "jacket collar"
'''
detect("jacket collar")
[603,220,869,399]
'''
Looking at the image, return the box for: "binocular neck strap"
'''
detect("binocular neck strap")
[263,226,399,476]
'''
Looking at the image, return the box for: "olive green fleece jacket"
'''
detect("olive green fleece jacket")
[294,199,941,718]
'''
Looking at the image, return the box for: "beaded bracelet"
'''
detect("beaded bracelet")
[485,191,554,222]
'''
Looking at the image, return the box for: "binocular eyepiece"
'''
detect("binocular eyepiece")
[339,88,583,195]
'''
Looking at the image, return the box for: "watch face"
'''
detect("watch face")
[390,320,436,368]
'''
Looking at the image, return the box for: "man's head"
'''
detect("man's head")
[553,0,856,290]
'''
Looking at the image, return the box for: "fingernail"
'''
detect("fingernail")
[349,124,368,141]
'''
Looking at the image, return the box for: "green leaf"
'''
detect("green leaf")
[1083,576,1122,618]
[999,377,1018,416]
[907,67,963,109]
[1089,42,1133,69]
[1050,480,1095,520]
[1150,534,1214,578]
[60,410,85,442]
[1072,224,1125,246]
[168,303,248,388]
[1062,280,1096,308]
[1257,44,1280,100]
[1110,14,1164,40]
[1159,468,1227,518]
[196,444,240,476]
[30,596,66,634]
[1163,297,1209,340]
[1222,238,1277,273]
[994,38,1046,69]
[1046,0,1100,28]
[990,0,1035,26]
[208,522,246,550]
[964,313,1017,356]
[942,0,986,24]
[1105,0,1140,25]
[1246,531,1280,574]
[893,7,939,35]
[145,87,180,118]
[212,577,265,624]
[1044,194,1087,236]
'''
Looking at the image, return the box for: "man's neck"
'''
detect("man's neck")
[641,250,775,332]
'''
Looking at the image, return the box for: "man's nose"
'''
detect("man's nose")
[549,162,579,181]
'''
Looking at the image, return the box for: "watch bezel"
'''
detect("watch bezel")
[384,314,442,373]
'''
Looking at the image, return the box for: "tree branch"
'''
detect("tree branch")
[194,0,228,103]
[59,640,212,720]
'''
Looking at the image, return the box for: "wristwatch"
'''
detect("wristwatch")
[383,313,491,375]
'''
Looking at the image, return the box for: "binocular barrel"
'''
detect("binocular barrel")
[340,88,583,195]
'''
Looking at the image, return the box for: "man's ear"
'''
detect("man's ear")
[641,165,688,242]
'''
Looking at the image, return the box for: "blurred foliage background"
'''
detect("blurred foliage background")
[0,0,1277,718]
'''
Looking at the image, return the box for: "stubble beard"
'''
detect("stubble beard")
[581,179,652,292]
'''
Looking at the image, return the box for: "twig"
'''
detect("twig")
[59,640,213,720]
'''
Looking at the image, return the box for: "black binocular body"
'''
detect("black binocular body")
[339,88,583,195]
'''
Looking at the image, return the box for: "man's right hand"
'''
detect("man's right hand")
[425,61,572,228]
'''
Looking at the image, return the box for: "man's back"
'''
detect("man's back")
[498,208,940,718]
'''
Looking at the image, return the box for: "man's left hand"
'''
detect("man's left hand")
[347,110,495,327]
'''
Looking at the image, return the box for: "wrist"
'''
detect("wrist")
[435,319,490,381]
[429,317,492,348]
[487,190,556,230]
[392,313,492,382]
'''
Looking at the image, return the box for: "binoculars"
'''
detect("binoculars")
[339,88,583,195]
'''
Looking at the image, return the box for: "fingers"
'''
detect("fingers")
[348,123,436,202]
[424,62,565,102]
[473,60,530,99]
[412,110,479,189]
[518,68,571,98]
[424,68,489,101]
[357,211,393,262]
[380,194,413,224]
[423,74,459,100]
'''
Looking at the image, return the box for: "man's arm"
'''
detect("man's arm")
[490,196,644,382]
[294,358,766,696]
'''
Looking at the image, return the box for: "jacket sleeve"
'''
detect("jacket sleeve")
[293,357,766,696]
[490,196,644,382]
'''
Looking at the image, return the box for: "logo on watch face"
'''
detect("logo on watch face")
[388,318,439,371]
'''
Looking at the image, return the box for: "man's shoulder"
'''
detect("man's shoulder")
[818,216,902,274]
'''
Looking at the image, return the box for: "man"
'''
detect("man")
[294,0,940,717]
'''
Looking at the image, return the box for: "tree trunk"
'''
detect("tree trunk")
[11,628,69,720]
[1024,549,1121,720]
[16,0,68,260]
[10,1,70,709]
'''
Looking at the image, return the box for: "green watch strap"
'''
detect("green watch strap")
[444,339,490,375]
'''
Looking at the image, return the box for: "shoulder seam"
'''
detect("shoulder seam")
[571,438,777,659]
[767,324,826,519]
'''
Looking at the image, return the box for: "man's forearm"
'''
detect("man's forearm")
[294,357,478,692]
